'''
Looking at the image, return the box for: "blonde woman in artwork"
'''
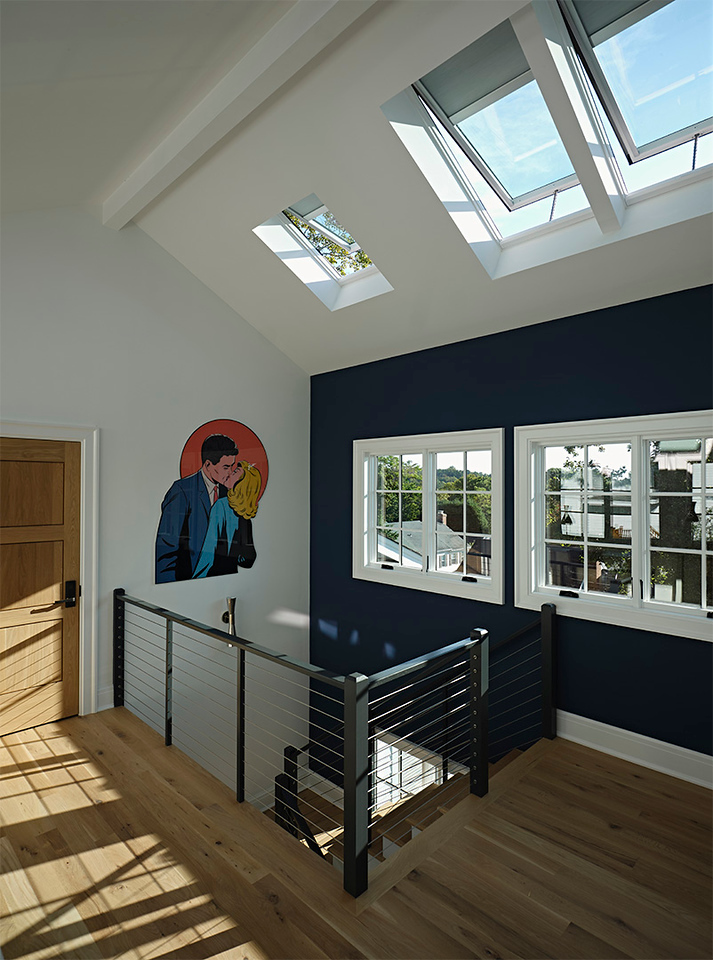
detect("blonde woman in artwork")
[192,461,260,578]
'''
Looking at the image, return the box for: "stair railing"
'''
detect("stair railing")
[113,588,493,897]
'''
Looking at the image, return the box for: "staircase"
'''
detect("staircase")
[265,748,525,866]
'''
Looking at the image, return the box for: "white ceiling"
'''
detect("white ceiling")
[2,0,711,375]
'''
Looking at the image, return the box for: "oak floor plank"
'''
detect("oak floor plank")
[2,710,711,960]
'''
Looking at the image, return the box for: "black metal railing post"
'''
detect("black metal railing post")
[237,648,246,802]
[113,588,125,708]
[165,620,173,746]
[343,673,369,898]
[469,628,489,798]
[541,603,557,740]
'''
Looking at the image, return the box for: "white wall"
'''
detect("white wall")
[0,207,311,721]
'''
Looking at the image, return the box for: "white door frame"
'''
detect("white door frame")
[1,420,100,716]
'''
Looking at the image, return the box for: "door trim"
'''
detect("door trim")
[1,421,99,716]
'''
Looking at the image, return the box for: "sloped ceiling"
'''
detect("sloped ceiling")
[2,0,711,375]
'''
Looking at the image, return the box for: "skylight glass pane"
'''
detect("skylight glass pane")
[456,80,575,199]
[313,212,356,246]
[284,208,372,276]
[591,0,713,149]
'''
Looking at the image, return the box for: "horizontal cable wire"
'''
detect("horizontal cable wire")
[172,651,238,693]
[125,621,167,647]
[173,626,237,651]
[172,676,237,716]
[370,738,471,807]
[122,668,164,702]
[244,671,344,726]
[372,717,472,767]
[125,610,169,633]
[241,730,345,783]
[123,638,164,666]
[489,720,541,750]
[124,695,163,731]
[489,693,540,721]
[245,700,344,746]
[245,658,342,704]
[172,726,236,772]
[490,679,541,709]
[370,678,469,731]
[124,650,165,683]
[368,658,469,711]
[490,708,542,735]
[490,636,539,668]
[371,698,469,749]
[490,652,541,683]
[172,695,237,741]
[370,699,469,748]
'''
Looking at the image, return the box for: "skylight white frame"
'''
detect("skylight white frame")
[353,429,504,604]
[413,76,580,211]
[253,212,393,312]
[514,410,713,642]
[285,202,361,254]
[558,0,713,165]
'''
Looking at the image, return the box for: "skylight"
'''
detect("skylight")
[253,193,392,311]
[416,19,578,210]
[562,0,713,162]
[283,194,373,277]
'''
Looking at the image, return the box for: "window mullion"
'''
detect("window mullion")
[423,451,436,576]
[631,435,646,608]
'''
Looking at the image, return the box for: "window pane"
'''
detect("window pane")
[650,438,701,491]
[377,529,399,564]
[696,439,713,490]
[650,496,702,548]
[436,452,464,489]
[707,556,713,608]
[545,446,584,491]
[376,492,399,525]
[466,493,491,534]
[401,493,422,522]
[456,80,575,199]
[545,543,584,589]
[587,495,631,543]
[436,532,465,572]
[550,494,584,541]
[587,443,631,491]
[401,455,423,489]
[586,546,632,596]
[466,450,491,488]
[592,0,713,151]
[436,493,463,531]
[466,535,491,576]
[650,550,702,606]
[377,456,399,490]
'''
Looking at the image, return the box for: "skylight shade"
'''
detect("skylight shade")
[419,20,530,119]
[287,193,323,220]
[571,0,653,42]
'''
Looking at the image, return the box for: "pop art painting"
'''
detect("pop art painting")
[155,420,268,583]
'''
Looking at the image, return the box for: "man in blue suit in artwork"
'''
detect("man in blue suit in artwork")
[155,434,239,582]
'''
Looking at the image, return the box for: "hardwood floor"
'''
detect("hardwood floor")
[1,708,710,959]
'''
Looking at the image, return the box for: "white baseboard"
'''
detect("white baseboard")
[96,685,115,713]
[557,710,713,789]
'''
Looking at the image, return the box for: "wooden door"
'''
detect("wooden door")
[0,437,81,735]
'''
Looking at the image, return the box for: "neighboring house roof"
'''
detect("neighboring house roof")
[384,521,467,556]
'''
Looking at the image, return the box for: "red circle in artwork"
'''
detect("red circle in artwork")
[179,420,268,501]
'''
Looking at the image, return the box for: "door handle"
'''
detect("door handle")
[31,580,78,613]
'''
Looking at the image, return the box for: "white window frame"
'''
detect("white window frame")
[353,428,504,604]
[515,410,713,641]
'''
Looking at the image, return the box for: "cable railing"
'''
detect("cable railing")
[114,588,555,897]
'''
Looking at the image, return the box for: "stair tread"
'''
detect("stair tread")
[490,748,523,776]
[373,773,468,842]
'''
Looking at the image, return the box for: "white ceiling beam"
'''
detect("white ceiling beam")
[102,0,376,230]
[512,1,626,234]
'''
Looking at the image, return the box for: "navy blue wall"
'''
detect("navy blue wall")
[310,286,713,754]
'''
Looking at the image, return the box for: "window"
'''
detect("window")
[382,0,712,271]
[253,193,393,311]
[515,410,713,640]
[353,429,503,603]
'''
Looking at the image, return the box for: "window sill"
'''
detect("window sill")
[355,563,503,605]
[515,587,713,642]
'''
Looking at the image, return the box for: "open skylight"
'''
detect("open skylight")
[384,0,712,268]
[254,193,392,311]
